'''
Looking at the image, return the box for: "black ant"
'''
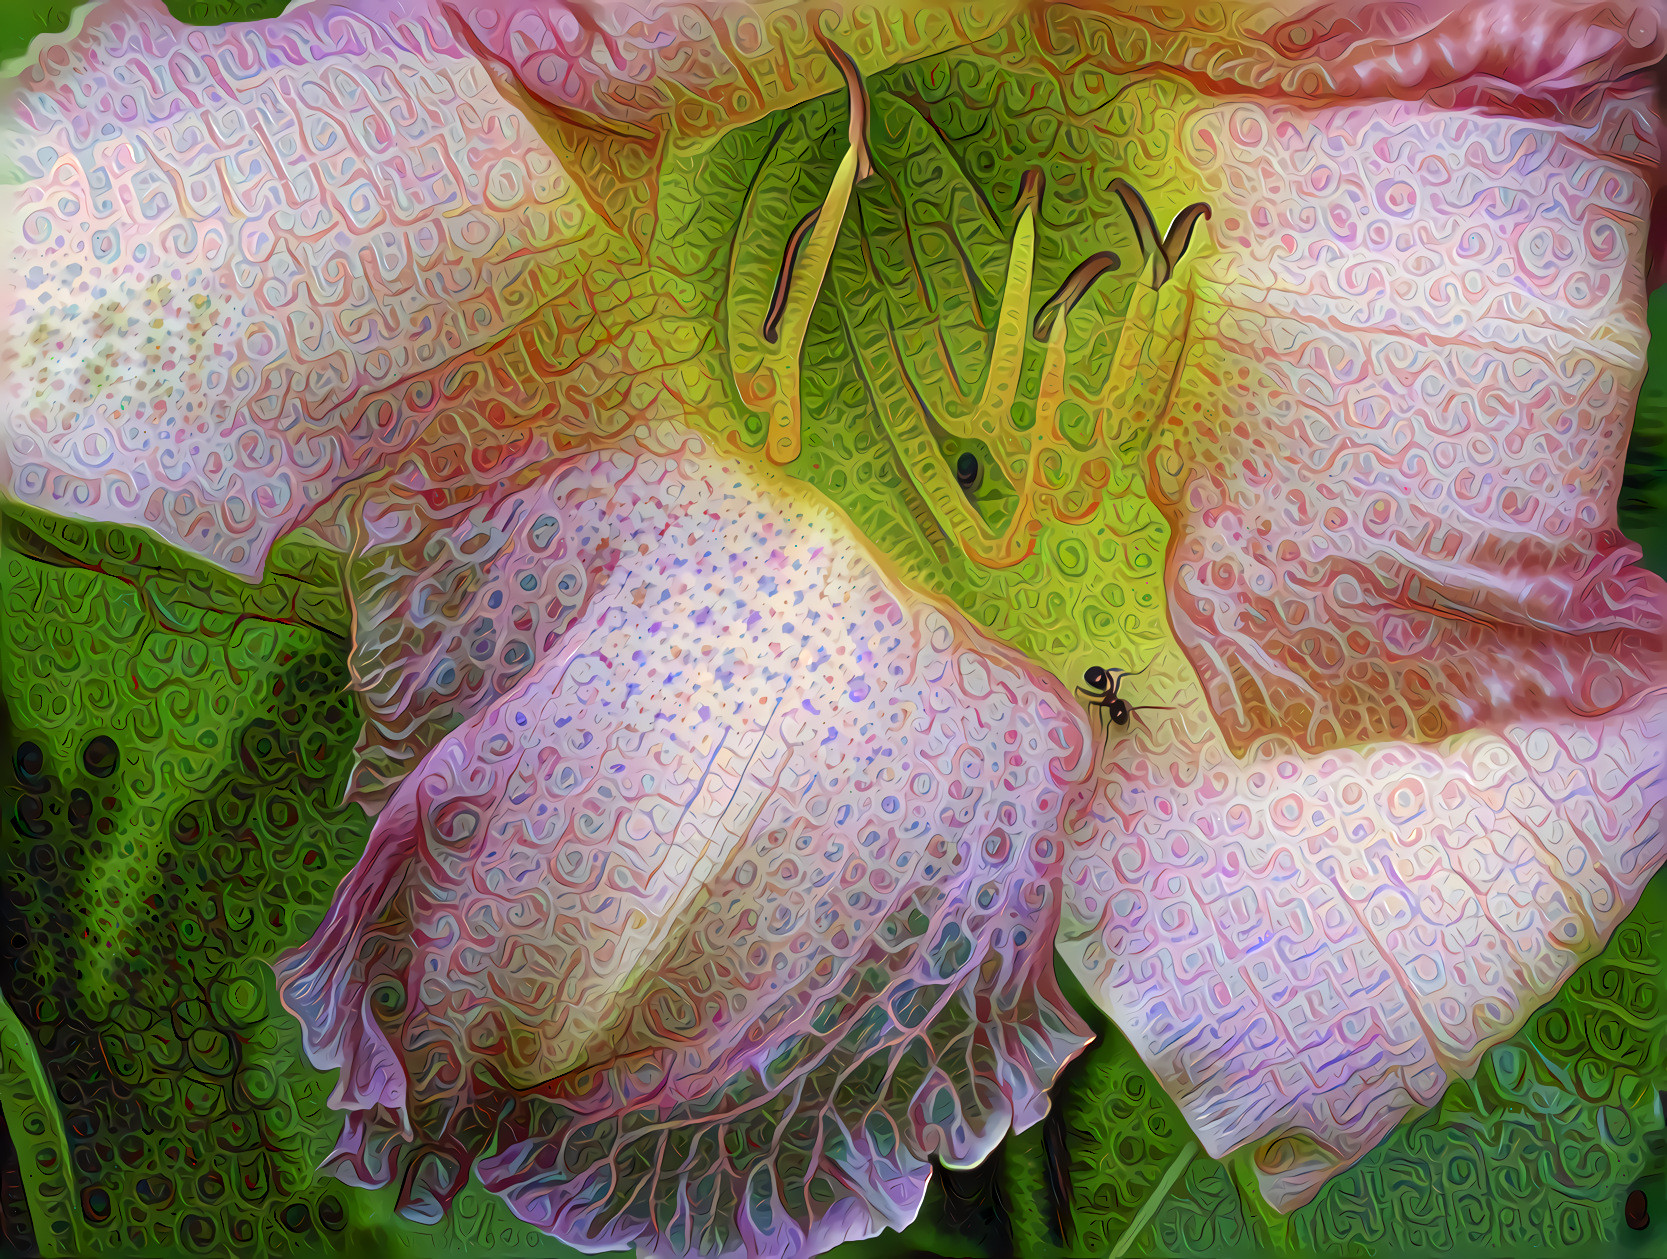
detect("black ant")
[1075,663,1171,737]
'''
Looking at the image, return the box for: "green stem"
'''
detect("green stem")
[1107,1139,1197,1259]
[0,993,81,1256]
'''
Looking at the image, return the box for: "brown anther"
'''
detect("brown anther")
[1109,178,1211,289]
[762,207,824,343]
[815,34,873,182]
[1033,252,1121,341]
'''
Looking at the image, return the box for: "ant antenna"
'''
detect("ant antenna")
[1104,660,1155,697]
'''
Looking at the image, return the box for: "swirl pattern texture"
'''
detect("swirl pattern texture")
[274,429,1094,1255]
[3,0,1667,1255]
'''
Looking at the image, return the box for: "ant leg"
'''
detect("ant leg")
[1127,705,1173,731]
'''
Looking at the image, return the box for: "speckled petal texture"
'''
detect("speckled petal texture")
[1058,3,1667,1213]
[275,427,1094,1256]
[6,0,1667,1252]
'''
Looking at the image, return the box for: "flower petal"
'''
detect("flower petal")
[1049,0,1667,114]
[1151,100,1660,755]
[1059,8,1667,1215]
[435,0,1018,141]
[1,0,610,576]
[276,430,1094,1254]
[0,0,1024,580]
[1064,676,1665,1210]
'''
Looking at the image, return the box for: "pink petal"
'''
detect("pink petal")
[1061,15,1667,1213]
[0,0,676,576]
[277,432,1094,1254]
[1,0,1020,579]
[1056,0,1667,112]
[437,0,1016,139]
[1,0,619,576]
[1158,99,1660,755]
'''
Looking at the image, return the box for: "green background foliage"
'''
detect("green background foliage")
[3,5,1667,1258]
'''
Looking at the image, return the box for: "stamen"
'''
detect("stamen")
[816,33,874,182]
[762,206,823,344]
[1016,167,1045,211]
[733,36,874,466]
[1033,251,1121,342]
[1109,178,1165,282]
[1095,184,1209,456]
[1161,203,1212,277]
[881,308,1038,569]
[1109,178,1211,290]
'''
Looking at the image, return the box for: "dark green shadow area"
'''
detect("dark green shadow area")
[0,1,75,67]
[1622,288,1667,581]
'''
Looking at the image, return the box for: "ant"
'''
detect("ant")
[1075,663,1172,737]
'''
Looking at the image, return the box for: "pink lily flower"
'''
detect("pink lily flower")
[3,0,1663,1254]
